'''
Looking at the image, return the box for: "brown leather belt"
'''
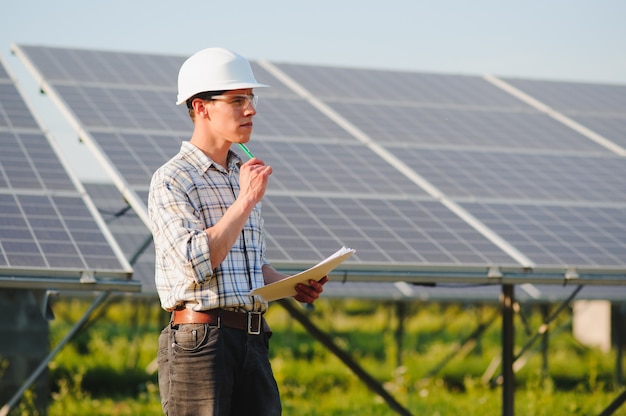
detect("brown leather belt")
[172,308,267,335]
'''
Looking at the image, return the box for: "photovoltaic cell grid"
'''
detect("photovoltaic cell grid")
[271,63,529,107]
[252,97,357,141]
[0,57,131,279]
[90,131,182,187]
[502,79,626,114]
[275,63,620,155]
[0,82,38,129]
[386,148,626,203]
[12,45,520,274]
[13,45,626,281]
[54,85,190,133]
[11,46,401,198]
[11,45,181,86]
[0,130,76,191]
[323,102,610,152]
[86,185,626,299]
[252,140,428,196]
[462,202,626,270]
[62,94,379,191]
[502,78,626,150]
[0,193,125,271]
[274,63,626,273]
[262,195,517,267]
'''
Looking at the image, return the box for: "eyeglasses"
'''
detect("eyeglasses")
[210,94,258,109]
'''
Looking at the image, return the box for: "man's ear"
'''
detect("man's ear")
[192,98,209,118]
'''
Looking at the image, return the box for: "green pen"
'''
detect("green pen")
[238,143,255,159]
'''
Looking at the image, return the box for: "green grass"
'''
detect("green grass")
[8,296,626,415]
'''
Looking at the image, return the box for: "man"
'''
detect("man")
[148,47,327,415]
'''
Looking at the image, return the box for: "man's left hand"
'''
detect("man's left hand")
[294,276,328,304]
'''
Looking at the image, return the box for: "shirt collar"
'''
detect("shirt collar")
[180,141,243,174]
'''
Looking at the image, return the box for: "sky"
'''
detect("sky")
[2,0,626,181]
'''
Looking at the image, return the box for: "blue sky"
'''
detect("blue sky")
[2,0,625,180]
[4,0,625,83]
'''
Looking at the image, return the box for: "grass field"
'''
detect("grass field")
[6,295,626,415]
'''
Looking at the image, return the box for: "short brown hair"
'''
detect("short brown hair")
[186,90,227,121]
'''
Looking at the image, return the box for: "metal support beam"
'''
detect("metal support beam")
[513,285,583,364]
[277,298,412,416]
[599,389,626,416]
[502,284,515,416]
[425,308,498,379]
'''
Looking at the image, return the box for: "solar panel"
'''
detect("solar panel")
[269,61,626,276]
[502,78,626,114]
[567,116,626,150]
[263,195,517,267]
[501,78,626,151]
[322,102,611,152]
[11,45,181,86]
[0,83,39,129]
[254,97,358,140]
[462,202,626,270]
[54,85,189,131]
[272,63,529,108]
[0,54,134,288]
[252,140,428,196]
[13,44,626,286]
[82,181,626,300]
[386,147,626,203]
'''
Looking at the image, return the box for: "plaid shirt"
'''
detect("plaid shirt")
[148,141,269,313]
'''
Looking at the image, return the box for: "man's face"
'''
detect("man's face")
[205,88,257,145]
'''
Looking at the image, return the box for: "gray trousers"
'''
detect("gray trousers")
[158,322,281,415]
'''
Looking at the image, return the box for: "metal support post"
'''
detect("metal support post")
[502,284,515,416]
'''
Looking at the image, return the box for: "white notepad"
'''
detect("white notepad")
[250,247,355,302]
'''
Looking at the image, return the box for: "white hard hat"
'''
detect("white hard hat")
[176,47,268,105]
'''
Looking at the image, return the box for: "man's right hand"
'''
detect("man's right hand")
[238,158,272,205]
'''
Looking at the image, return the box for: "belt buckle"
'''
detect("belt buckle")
[247,312,262,335]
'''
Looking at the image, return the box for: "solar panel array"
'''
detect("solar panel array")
[84,181,626,301]
[12,44,626,287]
[0,55,133,287]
